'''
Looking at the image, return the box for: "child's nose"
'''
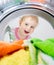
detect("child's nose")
[27,26,31,31]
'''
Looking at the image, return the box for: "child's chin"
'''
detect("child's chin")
[24,34,29,36]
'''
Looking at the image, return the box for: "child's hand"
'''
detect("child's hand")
[22,40,29,50]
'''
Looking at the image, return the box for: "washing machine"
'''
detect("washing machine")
[0,1,54,41]
[0,1,54,65]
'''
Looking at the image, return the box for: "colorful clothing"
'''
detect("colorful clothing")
[13,28,30,40]
[10,27,30,41]
[4,26,31,42]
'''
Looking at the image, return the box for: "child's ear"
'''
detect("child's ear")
[19,19,22,26]
[19,21,21,26]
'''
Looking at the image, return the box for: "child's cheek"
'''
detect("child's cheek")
[30,29,34,34]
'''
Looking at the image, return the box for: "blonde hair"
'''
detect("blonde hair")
[19,15,38,25]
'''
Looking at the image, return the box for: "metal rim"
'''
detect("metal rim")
[0,4,54,40]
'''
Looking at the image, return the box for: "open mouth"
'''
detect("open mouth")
[24,30,29,34]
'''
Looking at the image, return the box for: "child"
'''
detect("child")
[12,15,38,41]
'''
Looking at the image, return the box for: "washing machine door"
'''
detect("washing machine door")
[0,3,54,41]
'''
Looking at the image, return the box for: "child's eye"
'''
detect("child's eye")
[25,23,28,26]
[31,26,34,28]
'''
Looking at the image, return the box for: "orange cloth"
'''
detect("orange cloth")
[0,40,24,57]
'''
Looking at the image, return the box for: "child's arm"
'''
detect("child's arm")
[0,40,24,57]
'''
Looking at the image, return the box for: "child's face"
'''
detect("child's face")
[19,17,38,36]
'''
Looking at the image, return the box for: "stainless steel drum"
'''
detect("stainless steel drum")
[0,3,54,41]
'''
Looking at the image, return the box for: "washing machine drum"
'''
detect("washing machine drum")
[0,4,54,41]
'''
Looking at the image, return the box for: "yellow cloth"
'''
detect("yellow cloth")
[0,47,43,65]
[0,49,30,65]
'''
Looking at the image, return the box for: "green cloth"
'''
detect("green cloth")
[30,38,54,58]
